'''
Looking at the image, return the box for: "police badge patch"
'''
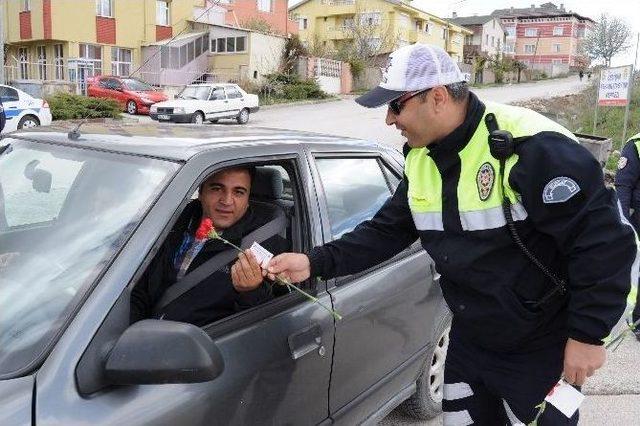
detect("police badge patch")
[476,162,495,201]
[618,156,628,170]
[542,177,580,204]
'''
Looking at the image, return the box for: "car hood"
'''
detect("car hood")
[0,375,33,425]
[129,91,167,102]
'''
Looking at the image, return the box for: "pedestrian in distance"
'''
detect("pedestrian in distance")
[614,132,640,341]
[587,71,592,80]
[579,70,584,81]
[268,43,638,425]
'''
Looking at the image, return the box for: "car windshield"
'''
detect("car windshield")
[176,86,211,100]
[0,139,179,377]
[122,78,154,91]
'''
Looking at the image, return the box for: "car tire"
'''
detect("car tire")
[236,108,250,125]
[400,304,452,420]
[17,115,40,129]
[191,111,204,125]
[126,100,138,115]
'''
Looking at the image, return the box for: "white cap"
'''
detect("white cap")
[356,43,465,108]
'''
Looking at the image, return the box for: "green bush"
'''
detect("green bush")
[47,93,122,120]
[259,74,328,103]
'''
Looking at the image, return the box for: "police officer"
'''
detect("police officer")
[268,44,637,424]
[614,132,640,339]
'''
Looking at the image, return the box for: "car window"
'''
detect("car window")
[209,87,226,100]
[315,157,392,240]
[225,87,242,99]
[0,86,19,103]
[178,85,211,100]
[381,161,401,192]
[0,138,179,377]
[122,78,153,91]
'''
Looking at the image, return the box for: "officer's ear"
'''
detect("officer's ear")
[430,86,449,112]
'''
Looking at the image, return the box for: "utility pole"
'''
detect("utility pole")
[0,0,5,85]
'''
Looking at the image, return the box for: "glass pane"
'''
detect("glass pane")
[195,37,202,57]
[160,46,169,68]
[315,158,391,239]
[111,47,118,61]
[0,139,179,375]
[226,37,235,52]
[187,42,194,62]
[217,38,225,52]
[236,36,245,52]
[180,45,187,67]
[170,47,179,68]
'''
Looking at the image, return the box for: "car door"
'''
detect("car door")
[224,86,243,116]
[0,86,22,133]
[34,145,334,425]
[207,86,230,120]
[307,145,441,424]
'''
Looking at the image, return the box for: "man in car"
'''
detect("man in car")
[131,166,287,326]
[268,44,637,424]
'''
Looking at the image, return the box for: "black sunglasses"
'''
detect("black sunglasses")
[388,89,430,115]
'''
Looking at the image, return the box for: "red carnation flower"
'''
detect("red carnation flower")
[195,217,214,240]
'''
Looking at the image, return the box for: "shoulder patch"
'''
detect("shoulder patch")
[542,177,580,204]
[618,156,628,170]
[476,162,495,201]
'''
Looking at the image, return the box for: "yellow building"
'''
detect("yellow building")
[289,0,471,61]
[1,0,287,91]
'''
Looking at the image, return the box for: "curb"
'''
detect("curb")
[260,96,343,110]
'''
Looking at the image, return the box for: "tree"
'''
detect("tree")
[281,35,308,74]
[582,14,632,67]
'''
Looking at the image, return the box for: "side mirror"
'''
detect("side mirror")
[104,319,224,385]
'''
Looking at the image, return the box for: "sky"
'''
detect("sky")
[413,0,640,67]
[288,0,640,67]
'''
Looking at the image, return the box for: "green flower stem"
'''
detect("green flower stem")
[210,232,343,320]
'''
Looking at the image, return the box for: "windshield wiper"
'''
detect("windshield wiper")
[0,144,11,156]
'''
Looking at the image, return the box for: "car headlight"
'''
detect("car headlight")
[140,97,154,105]
[173,107,186,114]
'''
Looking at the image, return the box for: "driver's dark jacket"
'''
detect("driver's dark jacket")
[130,201,287,326]
[308,93,636,352]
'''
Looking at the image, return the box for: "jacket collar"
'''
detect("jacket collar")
[426,92,486,157]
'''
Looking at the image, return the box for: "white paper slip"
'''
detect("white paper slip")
[544,379,585,418]
[249,242,274,268]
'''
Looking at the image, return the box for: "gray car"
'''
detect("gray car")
[0,123,451,425]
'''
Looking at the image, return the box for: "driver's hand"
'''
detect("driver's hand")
[231,250,266,292]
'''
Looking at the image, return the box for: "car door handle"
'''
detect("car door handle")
[288,324,323,360]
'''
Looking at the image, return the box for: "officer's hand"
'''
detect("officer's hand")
[563,338,606,386]
[267,253,310,283]
[231,250,266,292]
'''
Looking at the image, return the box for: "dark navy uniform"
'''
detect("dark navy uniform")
[614,133,640,328]
[308,94,637,424]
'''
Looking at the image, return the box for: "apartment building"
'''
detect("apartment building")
[450,14,506,60]
[2,0,292,91]
[288,0,471,62]
[220,0,297,35]
[491,2,594,69]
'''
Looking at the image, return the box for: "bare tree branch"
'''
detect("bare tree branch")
[582,14,632,67]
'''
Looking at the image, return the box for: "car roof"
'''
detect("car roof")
[7,121,380,161]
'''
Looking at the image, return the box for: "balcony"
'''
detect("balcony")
[325,27,353,40]
[463,44,482,58]
[320,0,356,16]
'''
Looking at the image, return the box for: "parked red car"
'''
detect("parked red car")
[87,76,168,115]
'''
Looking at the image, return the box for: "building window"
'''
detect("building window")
[524,44,535,54]
[111,47,132,76]
[96,0,113,17]
[19,47,29,79]
[506,27,516,37]
[576,28,585,37]
[343,17,354,29]
[54,44,64,80]
[257,0,271,13]
[79,43,103,75]
[553,44,561,53]
[359,12,381,27]
[525,28,538,37]
[398,13,410,29]
[211,36,247,53]
[442,28,447,40]
[156,0,170,26]
[299,17,307,30]
[424,22,431,34]
[415,21,421,31]
[21,0,30,12]
[485,34,489,45]
[553,26,563,36]
[37,46,47,80]
[552,59,562,64]
[491,36,495,47]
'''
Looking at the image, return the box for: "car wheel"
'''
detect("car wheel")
[400,304,451,420]
[126,100,138,115]
[236,108,250,124]
[191,111,204,125]
[17,115,40,129]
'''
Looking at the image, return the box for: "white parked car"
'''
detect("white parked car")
[0,84,52,134]
[150,83,259,125]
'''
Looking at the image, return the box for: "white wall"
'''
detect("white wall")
[481,18,506,56]
[249,32,287,82]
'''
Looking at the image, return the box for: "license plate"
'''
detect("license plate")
[158,114,170,120]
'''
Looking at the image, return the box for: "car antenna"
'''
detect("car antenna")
[68,119,87,140]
